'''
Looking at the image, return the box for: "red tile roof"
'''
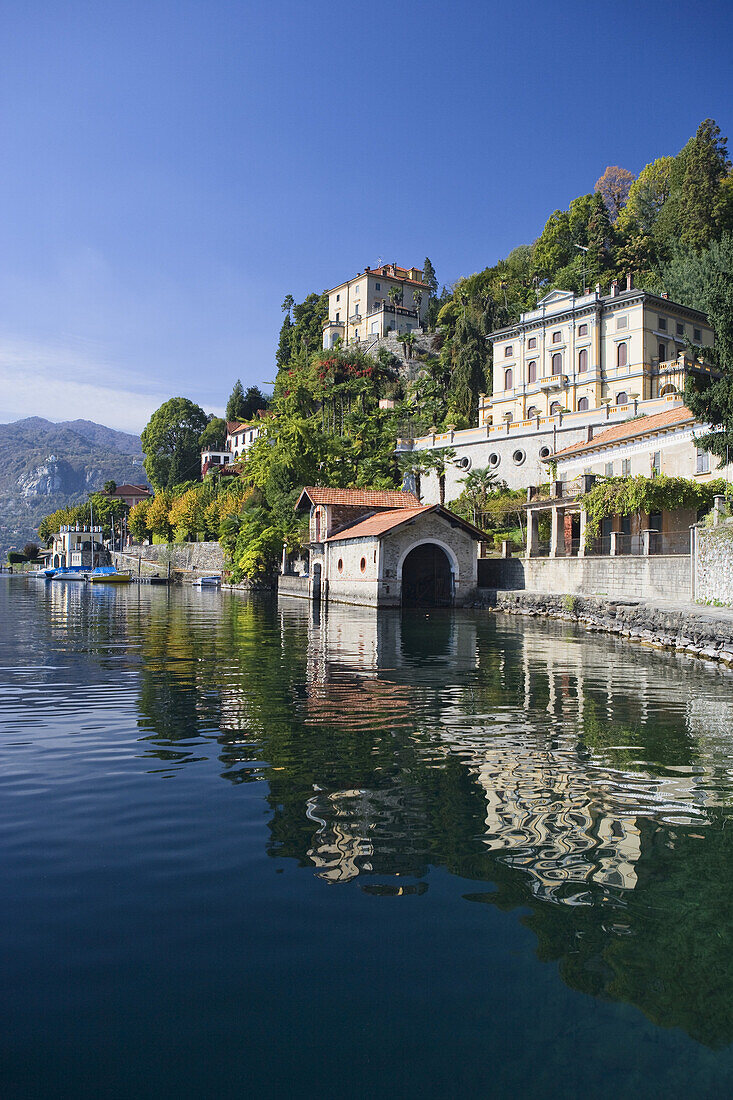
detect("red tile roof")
[326,507,430,541]
[296,487,420,510]
[552,405,696,459]
[111,484,152,496]
[325,505,487,542]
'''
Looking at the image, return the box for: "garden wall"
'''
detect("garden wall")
[695,522,733,606]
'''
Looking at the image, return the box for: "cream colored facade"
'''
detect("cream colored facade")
[322,263,429,349]
[554,417,728,485]
[484,283,715,426]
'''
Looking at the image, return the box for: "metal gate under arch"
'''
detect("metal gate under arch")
[401,543,454,608]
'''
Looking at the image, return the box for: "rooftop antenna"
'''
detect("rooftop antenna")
[376,256,382,269]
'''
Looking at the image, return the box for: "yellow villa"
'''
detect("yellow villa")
[322,263,430,349]
[483,278,715,426]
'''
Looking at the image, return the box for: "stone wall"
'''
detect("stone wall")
[478,590,733,668]
[478,554,691,601]
[695,522,733,606]
[278,575,310,599]
[113,541,224,577]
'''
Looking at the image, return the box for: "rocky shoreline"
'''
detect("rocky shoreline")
[476,590,733,668]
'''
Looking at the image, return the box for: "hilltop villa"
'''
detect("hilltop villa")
[322,263,430,349]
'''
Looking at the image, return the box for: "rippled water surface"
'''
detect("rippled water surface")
[3,579,733,1097]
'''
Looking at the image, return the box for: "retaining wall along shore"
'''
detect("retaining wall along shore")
[476,590,733,667]
[478,554,691,601]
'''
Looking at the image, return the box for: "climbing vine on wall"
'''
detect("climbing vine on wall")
[581,475,729,539]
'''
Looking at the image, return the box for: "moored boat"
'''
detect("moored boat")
[51,567,88,582]
[87,567,132,584]
[191,575,221,587]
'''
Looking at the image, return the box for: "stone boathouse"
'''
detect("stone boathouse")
[282,487,483,608]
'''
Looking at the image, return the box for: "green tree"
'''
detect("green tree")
[141,397,209,490]
[679,119,732,252]
[458,467,502,525]
[103,480,117,495]
[22,542,40,561]
[226,380,247,422]
[401,331,417,360]
[418,447,456,507]
[658,233,733,462]
[412,288,423,326]
[617,156,674,237]
[422,257,438,297]
[199,416,227,451]
[448,305,488,425]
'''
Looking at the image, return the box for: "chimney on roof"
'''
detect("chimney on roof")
[365,266,370,271]
[586,425,594,442]
[626,273,633,291]
[595,283,601,295]
[611,279,619,297]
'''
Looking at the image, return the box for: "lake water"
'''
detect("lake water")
[2,579,733,1098]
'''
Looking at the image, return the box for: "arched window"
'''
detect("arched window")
[504,368,513,390]
[526,405,538,419]
[578,348,588,372]
[551,352,562,375]
[577,397,589,411]
[550,401,562,416]
[617,342,627,367]
[528,360,537,383]
[616,391,628,405]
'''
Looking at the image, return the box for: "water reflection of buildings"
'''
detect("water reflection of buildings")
[280,601,733,896]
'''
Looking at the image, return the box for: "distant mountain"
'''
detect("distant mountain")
[0,417,147,557]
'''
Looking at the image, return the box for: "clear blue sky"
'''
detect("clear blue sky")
[1,0,731,433]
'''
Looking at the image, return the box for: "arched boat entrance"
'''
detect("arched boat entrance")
[401,543,454,608]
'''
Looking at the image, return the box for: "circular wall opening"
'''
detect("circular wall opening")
[539,446,552,459]
[513,449,526,465]
[489,453,500,467]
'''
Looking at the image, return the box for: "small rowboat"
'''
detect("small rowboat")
[191,575,221,588]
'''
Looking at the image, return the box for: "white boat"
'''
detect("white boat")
[191,575,221,587]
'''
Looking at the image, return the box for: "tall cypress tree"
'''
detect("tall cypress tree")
[422,257,438,296]
[679,119,731,253]
[226,379,247,422]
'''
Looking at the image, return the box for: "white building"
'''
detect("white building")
[225,420,262,462]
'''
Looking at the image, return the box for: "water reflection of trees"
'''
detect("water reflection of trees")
[132,593,733,1048]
